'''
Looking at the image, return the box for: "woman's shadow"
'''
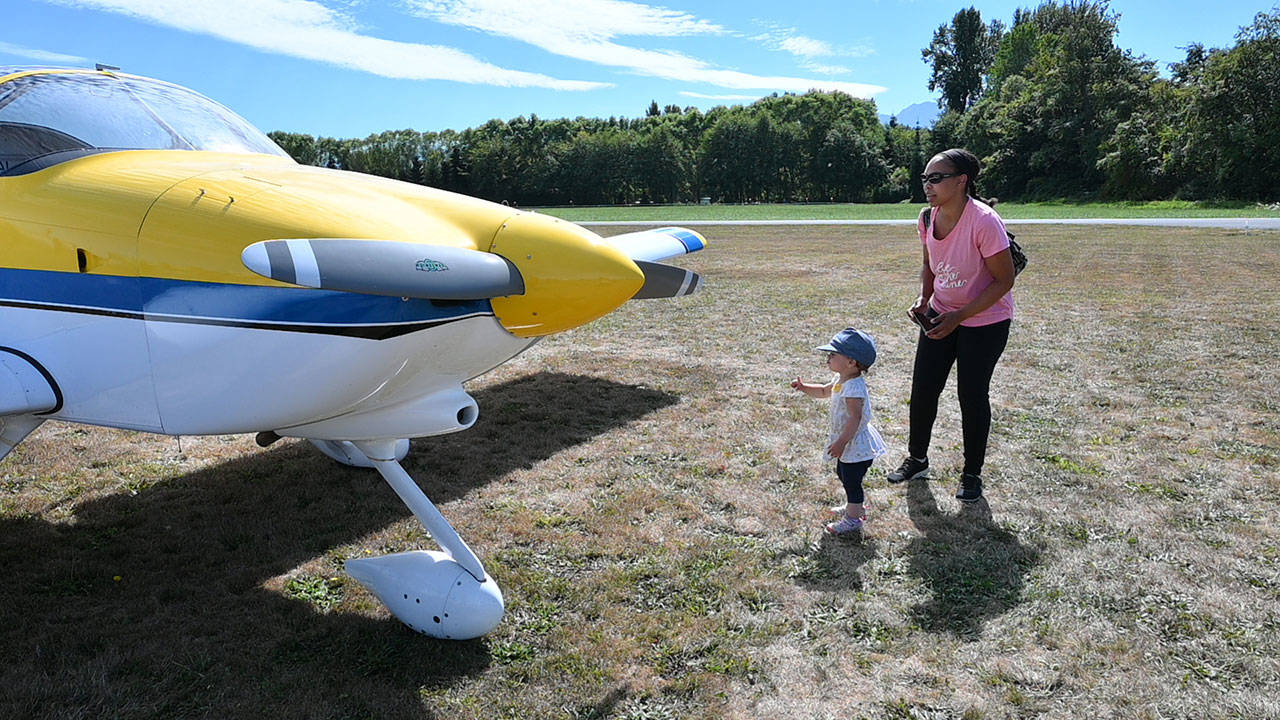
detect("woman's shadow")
[904,477,1040,639]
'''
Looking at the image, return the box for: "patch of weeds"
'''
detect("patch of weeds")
[534,512,584,531]
[624,548,734,615]
[849,621,901,650]
[1035,452,1105,477]
[623,452,687,468]
[1088,589,1217,641]
[0,474,34,494]
[999,409,1068,440]
[805,599,854,628]
[882,697,955,719]
[614,696,684,720]
[543,650,608,683]
[324,547,351,570]
[868,553,910,580]
[770,465,809,489]
[651,635,756,682]
[491,641,536,665]
[743,447,773,468]
[511,599,561,635]
[739,587,776,614]
[1167,507,1255,533]
[118,474,159,495]
[1175,653,1237,690]
[703,647,757,678]
[1214,440,1279,468]
[1058,520,1090,545]
[282,574,346,613]
[1124,480,1192,502]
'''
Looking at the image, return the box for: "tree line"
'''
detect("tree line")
[268,1,1280,204]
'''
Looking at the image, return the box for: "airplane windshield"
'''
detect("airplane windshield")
[0,71,289,174]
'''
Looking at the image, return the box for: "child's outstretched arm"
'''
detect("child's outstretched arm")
[826,397,864,459]
[791,377,833,398]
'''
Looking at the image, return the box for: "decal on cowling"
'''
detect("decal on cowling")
[415,259,449,272]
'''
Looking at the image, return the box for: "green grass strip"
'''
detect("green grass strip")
[536,200,1280,222]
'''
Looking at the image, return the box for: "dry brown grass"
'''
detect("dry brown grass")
[2,224,1278,719]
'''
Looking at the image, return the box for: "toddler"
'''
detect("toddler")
[792,328,887,535]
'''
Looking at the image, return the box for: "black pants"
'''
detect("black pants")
[908,319,1010,476]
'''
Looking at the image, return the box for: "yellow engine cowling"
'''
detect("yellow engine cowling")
[488,213,643,337]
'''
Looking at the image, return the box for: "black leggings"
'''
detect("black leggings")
[908,319,1010,476]
[836,459,872,504]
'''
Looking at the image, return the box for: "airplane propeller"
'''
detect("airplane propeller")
[632,260,702,299]
[242,238,526,300]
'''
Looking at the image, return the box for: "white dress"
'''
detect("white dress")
[826,375,888,463]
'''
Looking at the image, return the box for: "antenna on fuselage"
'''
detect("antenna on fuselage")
[95,63,121,72]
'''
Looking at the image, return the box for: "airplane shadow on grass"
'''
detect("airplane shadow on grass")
[0,372,677,720]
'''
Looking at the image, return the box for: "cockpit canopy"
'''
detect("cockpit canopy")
[0,68,290,175]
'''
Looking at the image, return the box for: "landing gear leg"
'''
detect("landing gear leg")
[343,439,504,639]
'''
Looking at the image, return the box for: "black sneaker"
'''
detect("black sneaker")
[887,456,929,483]
[955,472,983,503]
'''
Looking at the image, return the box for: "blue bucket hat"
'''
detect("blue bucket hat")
[817,328,877,368]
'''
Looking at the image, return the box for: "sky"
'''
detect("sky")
[1,0,1271,138]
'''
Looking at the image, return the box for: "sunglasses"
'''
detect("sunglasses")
[920,172,961,185]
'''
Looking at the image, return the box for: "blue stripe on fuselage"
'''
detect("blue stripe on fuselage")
[0,268,492,334]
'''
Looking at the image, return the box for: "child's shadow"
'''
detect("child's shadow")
[904,477,1040,639]
[787,528,879,593]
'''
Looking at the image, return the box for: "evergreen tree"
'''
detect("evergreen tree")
[923,7,1005,114]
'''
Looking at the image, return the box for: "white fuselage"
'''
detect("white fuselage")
[0,291,535,438]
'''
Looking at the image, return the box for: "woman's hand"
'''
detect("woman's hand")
[925,310,964,339]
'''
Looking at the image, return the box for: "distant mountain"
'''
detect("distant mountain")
[878,101,941,128]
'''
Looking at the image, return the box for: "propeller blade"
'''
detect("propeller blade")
[632,260,703,300]
[606,226,707,263]
[242,239,524,300]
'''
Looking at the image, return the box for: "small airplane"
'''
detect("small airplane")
[0,66,705,639]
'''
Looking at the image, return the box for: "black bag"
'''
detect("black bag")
[920,207,1026,276]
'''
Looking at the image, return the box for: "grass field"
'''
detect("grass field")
[3,224,1279,719]
[536,200,1280,223]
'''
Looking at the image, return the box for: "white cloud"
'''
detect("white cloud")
[800,62,853,76]
[407,0,886,97]
[48,0,607,89]
[0,41,90,65]
[679,91,758,101]
[410,0,726,39]
[779,35,834,58]
[755,25,876,72]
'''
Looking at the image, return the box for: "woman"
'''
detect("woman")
[887,148,1015,503]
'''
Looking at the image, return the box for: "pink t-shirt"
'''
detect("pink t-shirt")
[918,198,1015,327]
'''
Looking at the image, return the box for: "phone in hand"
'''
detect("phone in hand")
[911,308,939,332]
